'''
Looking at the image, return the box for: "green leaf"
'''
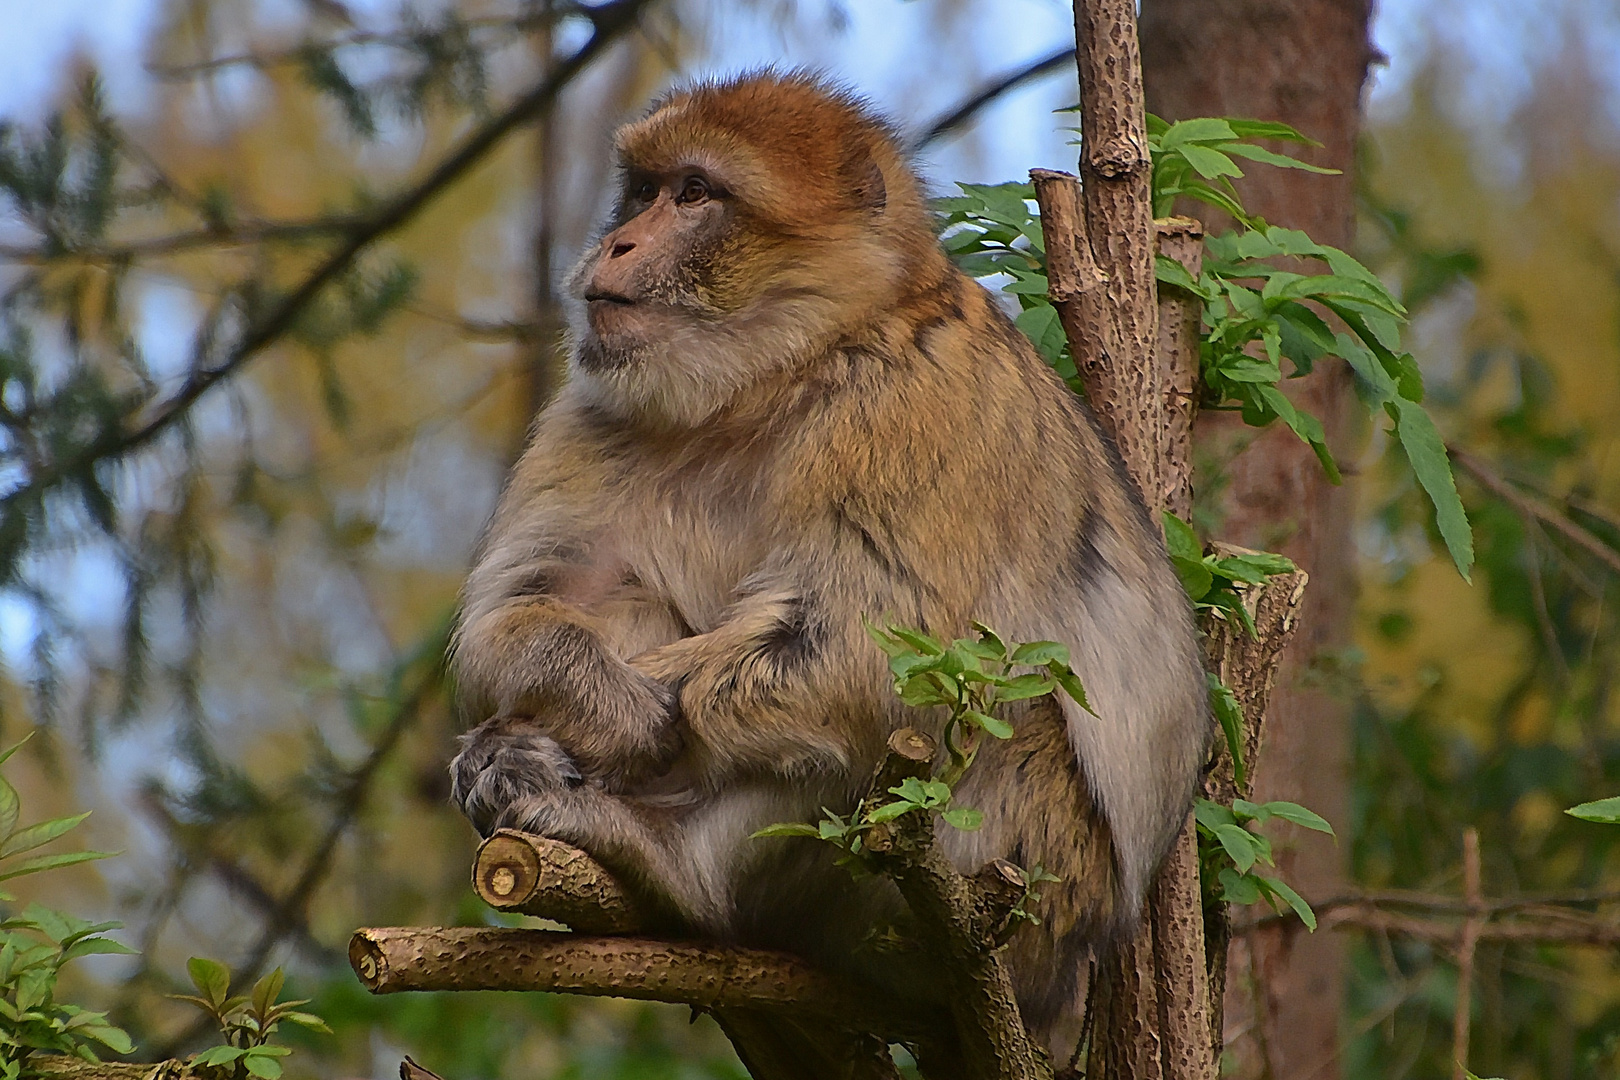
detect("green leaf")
[1050,666,1094,714]
[1171,555,1214,602]
[0,733,34,773]
[0,812,90,859]
[863,619,908,658]
[867,799,918,823]
[1218,142,1339,174]
[940,807,984,831]
[1161,512,1202,562]
[1236,799,1335,835]
[280,1011,332,1033]
[1194,797,1236,831]
[890,628,945,656]
[76,1024,133,1055]
[1253,873,1318,931]
[968,621,1007,658]
[61,937,137,961]
[996,673,1057,701]
[1154,254,1207,296]
[1014,303,1068,367]
[252,968,285,1018]
[1223,118,1320,145]
[1207,674,1246,790]
[0,850,112,882]
[1566,797,1620,824]
[1177,143,1243,180]
[0,778,18,844]
[963,711,1015,740]
[1211,823,1264,872]
[1218,867,1261,905]
[244,1051,287,1078]
[1010,641,1069,666]
[193,1046,246,1067]
[1389,398,1474,581]
[187,957,232,1008]
[1158,117,1237,148]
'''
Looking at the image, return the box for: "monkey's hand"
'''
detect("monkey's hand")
[450,716,587,837]
[454,603,685,788]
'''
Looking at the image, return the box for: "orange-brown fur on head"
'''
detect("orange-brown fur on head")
[566,71,949,428]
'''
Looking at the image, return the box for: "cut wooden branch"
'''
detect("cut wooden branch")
[473,829,643,932]
[1156,216,1204,521]
[348,926,933,1039]
[1144,213,1214,1080]
[1198,563,1309,1052]
[1200,559,1310,808]
[1031,169,1110,399]
[864,729,1053,1080]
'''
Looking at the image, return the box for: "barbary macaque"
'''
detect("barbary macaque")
[449,72,1207,1055]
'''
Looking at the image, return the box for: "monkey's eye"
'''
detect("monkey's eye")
[633,179,658,203]
[677,176,711,205]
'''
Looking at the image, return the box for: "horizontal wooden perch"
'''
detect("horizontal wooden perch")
[348,926,933,1042]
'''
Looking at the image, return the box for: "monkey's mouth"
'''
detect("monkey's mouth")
[584,289,635,306]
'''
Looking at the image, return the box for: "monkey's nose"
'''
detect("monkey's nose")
[610,240,635,258]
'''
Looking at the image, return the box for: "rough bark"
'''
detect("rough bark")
[1071,0,1164,508]
[1149,216,1215,1080]
[864,730,1053,1080]
[1139,2,1375,1074]
[349,926,922,1028]
[473,829,643,932]
[1199,564,1310,1048]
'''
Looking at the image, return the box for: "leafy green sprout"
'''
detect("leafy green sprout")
[0,734,134,1079]
[174,959,331,1080]
[935,114,1474,583]
[754,622,1092,868]
[1193,797,1334,930]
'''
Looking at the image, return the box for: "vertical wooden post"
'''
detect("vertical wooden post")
[1149,218,1215,1080]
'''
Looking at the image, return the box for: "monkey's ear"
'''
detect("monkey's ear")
[850,154,887,214]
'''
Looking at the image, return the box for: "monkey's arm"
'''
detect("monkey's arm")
[629,550,911,780]
[453,466,687,786]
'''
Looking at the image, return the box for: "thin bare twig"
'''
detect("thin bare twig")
[0,217,365,264]
[151,649,444,1057]
[1451,829,1481,1080]
[910,48,1073,151]
[148,11,568,78]
[1452,447,1620,578]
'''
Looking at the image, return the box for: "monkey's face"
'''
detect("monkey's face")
[573,167,737,366]
[564,74,940,428]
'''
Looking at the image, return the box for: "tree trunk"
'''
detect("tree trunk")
[1138,3,1375,1077]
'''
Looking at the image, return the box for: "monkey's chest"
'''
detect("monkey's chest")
[619,494,773,633]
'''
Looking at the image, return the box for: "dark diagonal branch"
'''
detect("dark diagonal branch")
[152,645,444,1058]
[0,216,365,264]
[1451,446,1620,579]
[4,0,652,514]
[911,47,1073,151]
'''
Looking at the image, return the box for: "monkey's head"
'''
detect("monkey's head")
[567,71,943,427]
